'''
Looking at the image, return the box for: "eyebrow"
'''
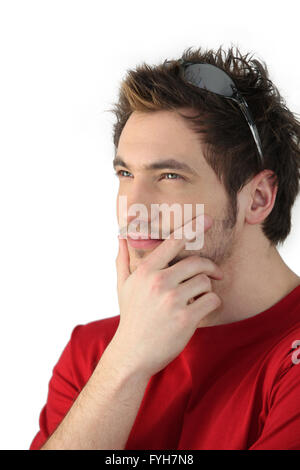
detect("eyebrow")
[112,156,198,176]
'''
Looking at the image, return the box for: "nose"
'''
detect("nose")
[117,172,154,207]
[125,178,157,210]
[116,180,183,239]
[117,192,162,239]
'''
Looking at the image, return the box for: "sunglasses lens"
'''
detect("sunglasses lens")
[183,63,235,98]
[163,59,263,166]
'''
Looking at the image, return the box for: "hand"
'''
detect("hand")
[110,214,223,378]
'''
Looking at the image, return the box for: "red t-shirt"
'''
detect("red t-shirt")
[30,285,300,450]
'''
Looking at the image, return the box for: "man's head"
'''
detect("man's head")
[109,45,300,273]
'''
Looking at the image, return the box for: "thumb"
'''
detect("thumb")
[116,235,130,291]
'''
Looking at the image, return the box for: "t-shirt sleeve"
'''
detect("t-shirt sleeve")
[249,350,300,450]
[29,325,82,450]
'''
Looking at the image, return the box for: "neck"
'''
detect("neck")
[197,232,300,328]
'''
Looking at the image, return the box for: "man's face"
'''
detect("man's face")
[115,109,239,273]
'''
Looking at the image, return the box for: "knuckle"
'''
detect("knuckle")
[150,271,167,292]
[198,273,212,290]
[164,288,179,307]
[188,255,215,272]
[187,255,202,268]
[187,256,207,273]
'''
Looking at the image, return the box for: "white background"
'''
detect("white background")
[0,0,299,450]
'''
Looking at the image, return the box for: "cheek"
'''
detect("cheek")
[200,180,228,211]
[116,192,128,228]
[116,192,120,218]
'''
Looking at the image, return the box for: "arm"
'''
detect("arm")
[32,215,222,450]
[249,354,300,450]
[40,342,151,450]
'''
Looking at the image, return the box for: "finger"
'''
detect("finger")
[176,273,212,305]
[143,214,213,272]
[116,235,130,290]
[166,256,223,285]
[187,291,222,318]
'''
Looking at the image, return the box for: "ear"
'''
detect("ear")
[245,170,278,225]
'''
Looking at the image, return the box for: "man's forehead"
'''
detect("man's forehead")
[116,109,208,172]
[124,108,199,128]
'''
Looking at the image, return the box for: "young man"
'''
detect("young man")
[30,45,300,450]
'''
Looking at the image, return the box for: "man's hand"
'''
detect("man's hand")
[110,214,223,378]
[38,213,224,450]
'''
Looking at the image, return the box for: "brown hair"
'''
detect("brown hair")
[107,45,300,246]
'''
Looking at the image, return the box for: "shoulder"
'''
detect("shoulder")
[67,314,121,384]
[72,314,120,345]
[249,323,300,449]
[263,319,300,399]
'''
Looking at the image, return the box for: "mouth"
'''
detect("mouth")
[127,235,164,250]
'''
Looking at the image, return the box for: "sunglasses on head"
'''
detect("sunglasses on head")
[163,58,264,168]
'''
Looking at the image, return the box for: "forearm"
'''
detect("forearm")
[40,346,151,450]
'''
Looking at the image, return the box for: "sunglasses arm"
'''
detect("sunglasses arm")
[231,91,264,167]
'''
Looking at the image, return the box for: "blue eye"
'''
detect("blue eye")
[114,170,132,178]
[160,173,184,180]
[114,170,185,181]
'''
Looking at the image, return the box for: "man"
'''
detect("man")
[30,45,300,450]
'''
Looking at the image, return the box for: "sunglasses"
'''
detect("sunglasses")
[163,59,264,167]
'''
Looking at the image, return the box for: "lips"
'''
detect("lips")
[127,233,162,240]
[127,235,164,250]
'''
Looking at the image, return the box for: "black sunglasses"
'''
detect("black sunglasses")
[163,59,264,167]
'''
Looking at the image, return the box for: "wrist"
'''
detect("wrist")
[98,341,152,387]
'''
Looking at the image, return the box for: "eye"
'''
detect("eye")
[114,170,132,178]
[114,170,185,181]
[159,172,185,181]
